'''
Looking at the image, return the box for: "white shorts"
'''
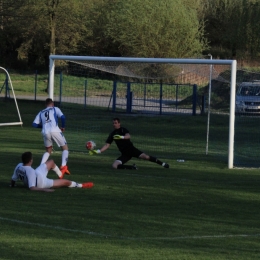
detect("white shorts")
[43,131,67,148]
[35,163,54,188]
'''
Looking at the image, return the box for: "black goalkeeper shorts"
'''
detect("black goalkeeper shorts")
[116,146,143,164]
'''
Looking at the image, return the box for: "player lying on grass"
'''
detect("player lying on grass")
[89,117,169,170]
[10,151,93,192]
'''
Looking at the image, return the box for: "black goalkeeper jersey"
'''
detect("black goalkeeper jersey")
[106,127,134,153]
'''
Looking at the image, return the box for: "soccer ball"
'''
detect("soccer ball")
[86,140,96,150]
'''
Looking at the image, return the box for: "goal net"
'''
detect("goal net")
[49,56,240,168]
[0,67,23,127]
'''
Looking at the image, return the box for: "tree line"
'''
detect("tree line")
[0,0,259,70]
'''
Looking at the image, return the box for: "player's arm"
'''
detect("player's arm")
[124,133,130,139]
[32,122,42,128]
[54,107,66,131]
[32,113,42,128]
[60,115,66,132]
[113,133,131,139]
[10,163,22,187]
[89,143,110,155]
[100,143,110,153]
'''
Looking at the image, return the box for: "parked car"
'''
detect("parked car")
[236,81,260,114]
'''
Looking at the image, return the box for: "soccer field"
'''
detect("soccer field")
[0,100,260,260]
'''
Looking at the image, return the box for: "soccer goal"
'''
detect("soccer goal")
[0,67,23,127]
[48,55,237,168]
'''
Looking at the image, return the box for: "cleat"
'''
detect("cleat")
[132,164,138,170]
[60,165,70,179]
[82,182,94,189]
[163,163,169,168]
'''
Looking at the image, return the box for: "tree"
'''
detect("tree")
[0,0,31,67]
[3,0,91,68]
[80,0,121,56]
[83,0,208,58]
[202,0,260,59]
[242,0,260,58]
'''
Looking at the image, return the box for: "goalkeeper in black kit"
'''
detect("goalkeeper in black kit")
[89,117,169,170]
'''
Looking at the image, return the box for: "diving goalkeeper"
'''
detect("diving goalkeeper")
[89,117,169,170]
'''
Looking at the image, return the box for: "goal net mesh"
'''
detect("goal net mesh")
[50,57,260,168]
[0,67,23,127]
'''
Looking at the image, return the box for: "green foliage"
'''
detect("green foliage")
[2,0,260,69]
[0,0,92,68]
[103,0,207,57]
[82,0,121,56]
[203,0,260,59]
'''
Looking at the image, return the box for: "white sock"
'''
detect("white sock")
[61,150,69,166]
[41,152,50,164]
[68,181,82,188]
[53,165,62,178]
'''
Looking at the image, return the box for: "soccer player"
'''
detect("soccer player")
[32,98,70,176]
[10,152,93,192]
[89,117,169,169]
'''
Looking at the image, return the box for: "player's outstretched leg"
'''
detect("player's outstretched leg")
[41,152,50,164]
[149,156,169,168]
[52,179,94,189]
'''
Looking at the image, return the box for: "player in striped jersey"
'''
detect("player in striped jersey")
[32,98,70,177]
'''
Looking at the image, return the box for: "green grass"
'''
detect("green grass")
[0,100,260,259]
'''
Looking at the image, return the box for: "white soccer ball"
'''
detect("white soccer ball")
[86,140,96,150]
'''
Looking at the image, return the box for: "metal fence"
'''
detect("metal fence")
[0,71,204,116]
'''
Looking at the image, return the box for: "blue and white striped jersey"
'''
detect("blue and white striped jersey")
[33,106,65,134]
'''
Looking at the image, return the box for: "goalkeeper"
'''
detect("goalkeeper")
[89,117,169,169]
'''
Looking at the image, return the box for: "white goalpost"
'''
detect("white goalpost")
[0,66,23,127]
[49,55,237,169]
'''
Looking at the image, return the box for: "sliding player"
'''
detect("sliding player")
[10,151,93,192]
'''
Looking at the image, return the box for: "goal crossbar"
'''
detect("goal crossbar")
[49,55,237,168]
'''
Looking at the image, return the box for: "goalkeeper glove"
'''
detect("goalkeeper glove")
[113,135,125,140]
[89,149,101,155]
